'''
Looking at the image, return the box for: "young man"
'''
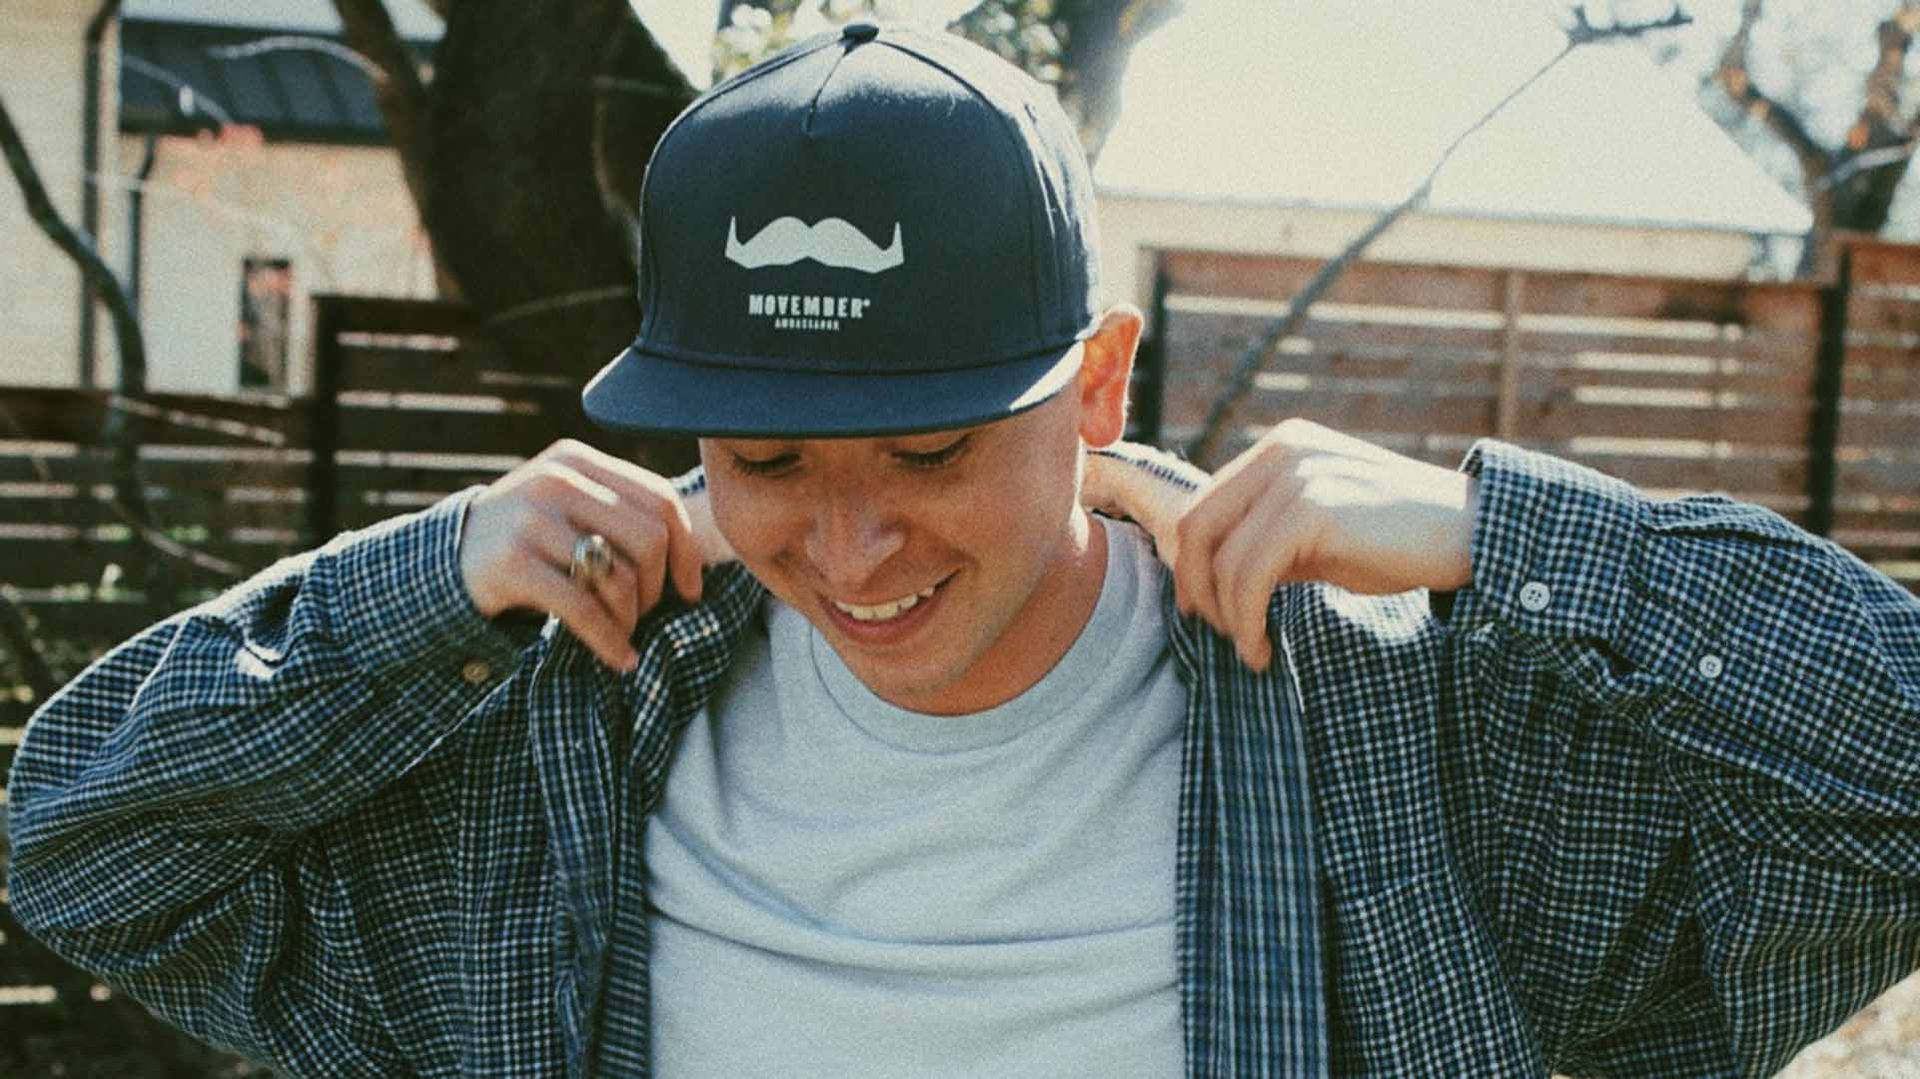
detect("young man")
[11,20,1920,1078]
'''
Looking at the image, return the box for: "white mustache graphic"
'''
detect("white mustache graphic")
[725,216,905,274]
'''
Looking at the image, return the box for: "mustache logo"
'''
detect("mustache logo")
[725,215,905,274]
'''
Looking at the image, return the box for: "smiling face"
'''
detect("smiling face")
[699,308,1140,715]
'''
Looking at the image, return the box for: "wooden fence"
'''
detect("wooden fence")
[0,296,667,1045]
[1136,235,1920,592]
[0,298,669,693]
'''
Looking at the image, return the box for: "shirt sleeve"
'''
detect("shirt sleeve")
[1440,439,1920,1075]
[4,484,537,1068]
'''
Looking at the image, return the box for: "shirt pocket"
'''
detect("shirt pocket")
[1327,869,1541,1076]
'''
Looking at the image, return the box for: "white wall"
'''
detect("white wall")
[0,2,121,388]
[1095,194,1765,316]
[114,134,435,395]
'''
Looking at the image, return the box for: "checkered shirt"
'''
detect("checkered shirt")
[8,440,1919,1077]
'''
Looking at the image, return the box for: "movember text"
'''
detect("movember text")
[747,292,874,332]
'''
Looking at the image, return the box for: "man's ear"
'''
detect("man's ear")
[1076,304,1142,448]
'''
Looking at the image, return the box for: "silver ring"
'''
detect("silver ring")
[569,533,613,587]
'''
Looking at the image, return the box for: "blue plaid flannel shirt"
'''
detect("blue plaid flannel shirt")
[9,440,1920,1077]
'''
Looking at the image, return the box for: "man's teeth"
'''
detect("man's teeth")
[833,586,938,623]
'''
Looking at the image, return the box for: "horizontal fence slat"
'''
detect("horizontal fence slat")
[1168,349,1820,402]
[1839,347,1920,376]
[336,343,572,395]
[0,598,175,651]
[1160,350,1497,388]
[315,295,481,337]
[0,453,312,489]
[1519,275,1821,332]
[1201,382,1820,447]
[336,404,583,456]
[1161,253,1505,311]
[0,537,289,590]
[0,491,308,530]
[1847,239,1920,287]
[1845,293,1920,337]
[1516,327,1814,366]
[1162,309,1507,354]
[1158,254,1823,331]
[0,388,301,447]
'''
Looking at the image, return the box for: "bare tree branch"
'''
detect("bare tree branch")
[1823,138,1918,191]
[1565,5,1691,43]
[0,99,146,411]
[1863,4,1920,138]
[1821,3,1920,243]
[1711,0,1835,276]
[208,35,382,77]
[1713,0,1829,179]
[1055,0,1185,164]
[0,585,58,706]
[1714,1,1920,271]
[0,97,242,599]
[593,16,697,246]
[0,395,250,588]
[1186,6,1693,464]
[0,90,170,601]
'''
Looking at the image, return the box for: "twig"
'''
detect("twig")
[1185,6,1693,463]
[592,76,696,100]
[207,36,382,79]
[330,0,442,289]
[1819,140,1918,192]
[109,394,288,448]
[0,90,170,600]
[482,285,632,327]
[0,398,250,586]
[1565,5,1692,44]
[121,55,236,126]
[0,98,147,398]
[0,585,57,705]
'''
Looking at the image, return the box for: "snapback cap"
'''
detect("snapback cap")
[581,19,1102,438]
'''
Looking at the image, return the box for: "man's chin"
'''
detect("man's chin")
[830,647,966,714]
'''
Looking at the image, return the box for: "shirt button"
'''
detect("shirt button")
[460,658,493,685]
[1697,654,1724,680]
[1519,581,1552,612]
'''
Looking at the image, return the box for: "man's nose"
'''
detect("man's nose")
[804,495,905,591]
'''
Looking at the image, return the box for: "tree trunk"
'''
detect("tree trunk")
[425,0,698,470]
[1054,0,1182,164]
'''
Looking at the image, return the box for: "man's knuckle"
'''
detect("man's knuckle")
[529,464,573,497]
[504,500,542,536]
[1175,512,1206,545]
[1274,416,1316,441]
[503,541,542,577]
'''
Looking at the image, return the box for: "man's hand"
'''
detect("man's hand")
[458,439,733,671]
[1090,420,1478,671]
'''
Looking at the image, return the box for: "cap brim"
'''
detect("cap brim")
[581,341,1086,438]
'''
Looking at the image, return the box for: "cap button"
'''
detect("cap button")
[842,19,879,43]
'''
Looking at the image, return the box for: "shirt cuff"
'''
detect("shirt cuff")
[1444,439,1648,642]
[1088,441,1208,494]
[325,485,541,686]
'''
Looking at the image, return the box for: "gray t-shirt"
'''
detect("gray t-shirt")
[645,516,1187,1077]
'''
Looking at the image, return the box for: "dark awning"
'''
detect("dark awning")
[119,18,433,145]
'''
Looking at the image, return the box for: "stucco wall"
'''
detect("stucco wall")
[1,2,121,389]
[112,134,434,395]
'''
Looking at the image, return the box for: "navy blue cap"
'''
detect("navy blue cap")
[582,21,1102,437]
